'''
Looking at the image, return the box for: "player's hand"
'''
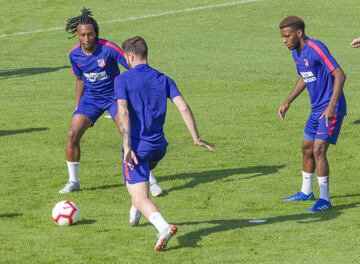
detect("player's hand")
[351,37,360,48]
[278,102,290,120]
[194,138,215,152]
[123,147,138,170]
[319,107,335,127]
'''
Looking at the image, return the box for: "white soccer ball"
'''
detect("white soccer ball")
[52,200,80,226]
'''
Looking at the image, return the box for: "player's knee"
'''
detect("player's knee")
[302,144,313,158]
[302,147,313,158]
[67,129,80,144]
[131,196,145,209]
[313,144,326,159]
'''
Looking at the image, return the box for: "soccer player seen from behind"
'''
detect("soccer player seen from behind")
[278,16,346,212]
[114,36,214,251]
[59,8,164,196]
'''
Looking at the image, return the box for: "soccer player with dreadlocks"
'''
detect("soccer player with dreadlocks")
[59,8,165,199]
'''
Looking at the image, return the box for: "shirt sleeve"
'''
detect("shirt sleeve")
[114,75,129,100]
[69,54,82,77]
[166,77,182,100]
[108,42,130,70]
[308,41,339,73]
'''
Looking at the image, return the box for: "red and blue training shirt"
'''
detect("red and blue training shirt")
[70,38,129,100]
[292,37,346,115]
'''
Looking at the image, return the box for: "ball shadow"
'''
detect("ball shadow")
[76,219,97,225]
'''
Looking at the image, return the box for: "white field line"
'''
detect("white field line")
[0,0,258,39]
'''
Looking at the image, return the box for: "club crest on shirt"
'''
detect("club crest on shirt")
[304,58,309,67]
[97,58,106,68]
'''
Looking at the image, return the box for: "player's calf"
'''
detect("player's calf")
[129,206,141,226]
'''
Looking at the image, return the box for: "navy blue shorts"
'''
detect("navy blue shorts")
[122,147,167,184]
[304,111,345,144]
[73,95,117,123]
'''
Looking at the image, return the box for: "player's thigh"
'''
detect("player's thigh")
[68,114,93,140]
[126,181,149,200]
[106,101,118,122]
[74,96,105,124]
[313,139,329,156]
[122,157,150,184]
[304,112,320,141]
[302,138,314,155]
[316,114,345,145]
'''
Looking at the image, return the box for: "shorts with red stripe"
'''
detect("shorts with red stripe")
[122,147,167,184]
[304,111,345,145]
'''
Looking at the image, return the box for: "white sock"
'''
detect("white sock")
[149,171,156,185]
[130,205,140,219]
[301,171,314,195]
[318,176,329,201]
[66,161,79,183]
[149,212,169,233]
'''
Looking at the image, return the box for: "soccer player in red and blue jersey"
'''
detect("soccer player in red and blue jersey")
[278,16,346,212]
[59,8,165,194]
[114,36,214,251]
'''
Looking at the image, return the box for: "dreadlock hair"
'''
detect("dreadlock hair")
[65,7,99,38]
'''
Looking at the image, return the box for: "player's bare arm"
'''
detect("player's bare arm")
[74,76,84,110]
[351,37,360,48]
[116,99,138,168]
[278,76,306,119]
[320,67,346,127]
[172,95,214,151]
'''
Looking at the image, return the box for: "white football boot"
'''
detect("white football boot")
[150,182,164,197]
[154,225,178,252]
[59,182,80,194]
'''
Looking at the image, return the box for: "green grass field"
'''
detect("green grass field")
[1,0,360,263]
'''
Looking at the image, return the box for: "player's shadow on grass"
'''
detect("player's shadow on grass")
[0,127,49,137]
[81,183,123,191]
[81,165,284,193]
[0,213,23,218]
[331,193,360,199]
[160,165,286,193]
[0,66,70,79]
[170,202,358,250]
